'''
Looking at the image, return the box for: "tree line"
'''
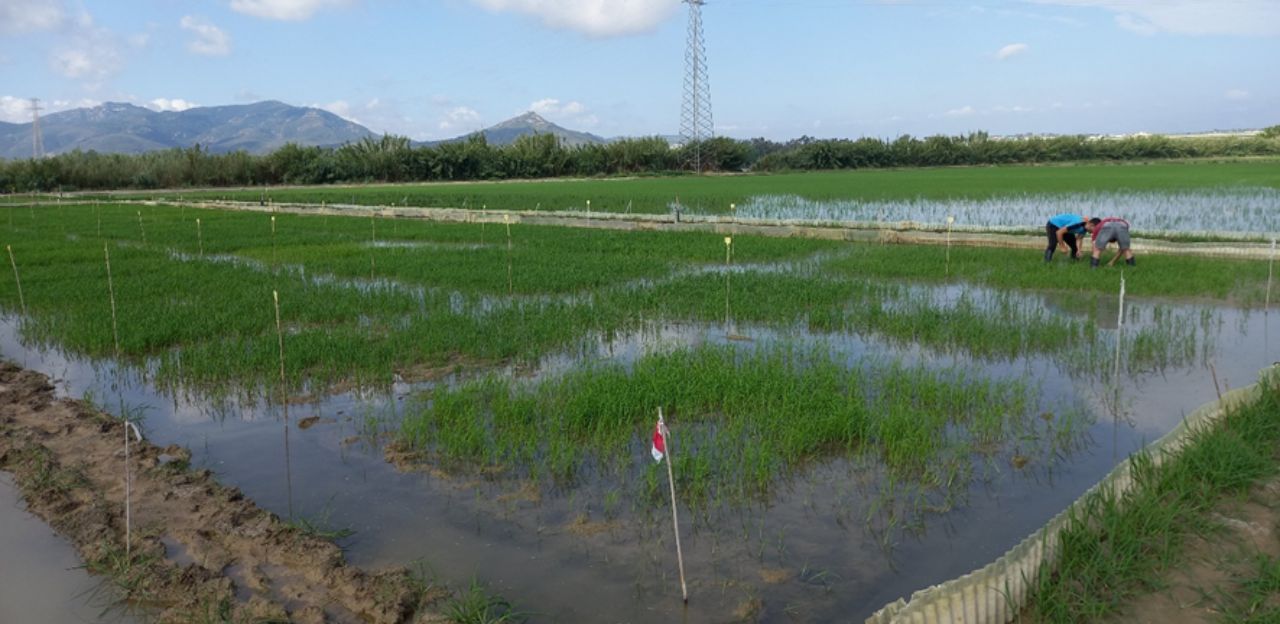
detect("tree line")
[2,128,1278,192]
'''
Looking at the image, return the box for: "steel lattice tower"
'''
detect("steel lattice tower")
[680,0,713,172]
[30,98,44,159]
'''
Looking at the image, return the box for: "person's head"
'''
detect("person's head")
[1085,217,1101,233]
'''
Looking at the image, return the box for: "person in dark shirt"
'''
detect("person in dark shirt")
[1085,217,1136,268]
[1044,213,1089,262]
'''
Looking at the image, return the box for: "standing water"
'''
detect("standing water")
[0,291,1275,622]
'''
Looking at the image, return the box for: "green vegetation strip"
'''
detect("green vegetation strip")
[1024,373,1280,622]
[396,343,1059,506]
[0,203,1247,397]
[90,160,1280,213]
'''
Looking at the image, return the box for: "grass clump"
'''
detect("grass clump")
[398,343,1048,506]
[446,578,527,624]
[1212,554,1280,623]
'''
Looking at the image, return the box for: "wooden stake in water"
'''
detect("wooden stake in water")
[724,236,733,329]
[1266,238,1276,311]
[272,290,295,520]
[136,210,146,244]
[104,243,133,555]
[1118,271,1126,322]
[196,218,203,257]
[95,201,101,239]
[504,214,514,296]
[7,245,26,317]
[945,215,955,275]
[369,212,377,281]
[657,408,688,603]
[1111,272,1126,414]
[1210,361,1223,402]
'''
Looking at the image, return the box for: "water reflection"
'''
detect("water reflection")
[0,294,1275,622]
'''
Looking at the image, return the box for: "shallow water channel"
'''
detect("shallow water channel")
[0,286,1276,622]
[0,473,141,623]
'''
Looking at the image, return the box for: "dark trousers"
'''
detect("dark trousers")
[1045,224,1078,261]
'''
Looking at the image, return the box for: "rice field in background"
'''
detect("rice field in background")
[1,198,1277,622]
[735,188,1280,238]
[71,159,1280,234]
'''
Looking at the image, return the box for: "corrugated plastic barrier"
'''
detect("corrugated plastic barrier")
[865,366,1278,624]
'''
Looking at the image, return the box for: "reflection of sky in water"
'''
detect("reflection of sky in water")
[1,294,1276,623]
[0,474,143,624]
[733,189,1280,238]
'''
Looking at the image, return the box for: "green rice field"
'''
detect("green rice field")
[1,169,1278,622]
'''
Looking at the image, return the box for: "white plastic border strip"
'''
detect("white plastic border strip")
[866,367,1277,624]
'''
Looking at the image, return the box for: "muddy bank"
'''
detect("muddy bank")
[0,361,448,624]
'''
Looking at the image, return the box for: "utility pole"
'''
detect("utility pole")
[30,98,45,159]
[680,0,713,173]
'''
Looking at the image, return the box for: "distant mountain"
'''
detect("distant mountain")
[0,101,377,158]
[430,111,608,148]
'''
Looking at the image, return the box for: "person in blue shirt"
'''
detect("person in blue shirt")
[1044,213,1089,262]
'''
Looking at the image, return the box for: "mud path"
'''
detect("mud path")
[0,362,448,624]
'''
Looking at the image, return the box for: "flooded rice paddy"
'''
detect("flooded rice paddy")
[2,273,1276,622]
[733,188,1280,239]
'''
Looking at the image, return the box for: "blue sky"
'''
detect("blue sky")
[1,0,1277,141]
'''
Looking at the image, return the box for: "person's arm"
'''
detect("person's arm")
[1056,227,1068,250]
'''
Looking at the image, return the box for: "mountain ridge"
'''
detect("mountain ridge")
[0,102,615,158]
[0,100,377,158]
[425,111,609,148]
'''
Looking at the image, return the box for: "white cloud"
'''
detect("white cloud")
[51,48,98,78]
[944,105,976,117]
[439,106,481,132]
[310,97,417,135]
[51,98,99,110]
[995,42,1029,60]
[530,98,585,116]
[229,0,353,21]
[0,96,99,123]
[1225,89,1250,101]
[470,0,681,37]
[180,16,231,56]
[317,99,359,123]
[0,0,66,33]
[150,98,198,112]
[48,12,124,85]
[529,98,599,128]
[0,96,32,123]
[1027,0,1280,36]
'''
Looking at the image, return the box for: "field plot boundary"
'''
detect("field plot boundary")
[71,199,1278,260]
[864,365,1278,624]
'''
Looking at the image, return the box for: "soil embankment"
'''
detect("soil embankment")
[1103,475,1280,623]
[0,361,447,623]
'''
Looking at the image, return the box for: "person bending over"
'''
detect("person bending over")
[1085,217,1135,268]
[1045,213,1089,262]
